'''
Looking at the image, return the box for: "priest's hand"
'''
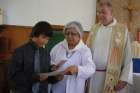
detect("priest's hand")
[39,74,48,81]
[64,65,78,75]
[114,80,127,91]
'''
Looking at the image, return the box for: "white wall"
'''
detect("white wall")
[0,0,96,30]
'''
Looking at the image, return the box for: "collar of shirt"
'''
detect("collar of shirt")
[101,18,117,28]
[29,40,41,50]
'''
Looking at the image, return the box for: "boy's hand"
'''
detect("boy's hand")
[55,75,64,81]
[51,60,66,71]
[51,65,58,71]
[39,74,48,81]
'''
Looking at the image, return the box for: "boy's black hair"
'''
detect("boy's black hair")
[30,21,53,38]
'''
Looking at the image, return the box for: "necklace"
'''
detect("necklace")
[66,51,76,58]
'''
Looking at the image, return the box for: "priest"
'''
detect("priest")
[86,0,133,93]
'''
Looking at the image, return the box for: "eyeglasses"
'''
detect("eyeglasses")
[65,32,79,36]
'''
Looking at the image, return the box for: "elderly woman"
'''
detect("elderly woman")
[50,21,95,93]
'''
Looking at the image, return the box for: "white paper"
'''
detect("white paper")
[39,60,72,76]
[39,68,65,76]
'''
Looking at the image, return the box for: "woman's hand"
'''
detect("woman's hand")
[64,65,78,75]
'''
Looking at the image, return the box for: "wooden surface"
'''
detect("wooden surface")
[0,63,9,93]
[2,25,89,55]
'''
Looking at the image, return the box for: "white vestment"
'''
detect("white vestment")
[89,19,133,93]
[50,39,96,93]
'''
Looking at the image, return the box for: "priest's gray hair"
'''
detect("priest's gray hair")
[98,0,112,6]
[63,21,84,37]
[98,0,113,11]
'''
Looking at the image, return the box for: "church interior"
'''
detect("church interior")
[0,0,140,93]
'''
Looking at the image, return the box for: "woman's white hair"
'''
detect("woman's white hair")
[63,21,84,37]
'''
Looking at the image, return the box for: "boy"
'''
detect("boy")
[8,21,56,93]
